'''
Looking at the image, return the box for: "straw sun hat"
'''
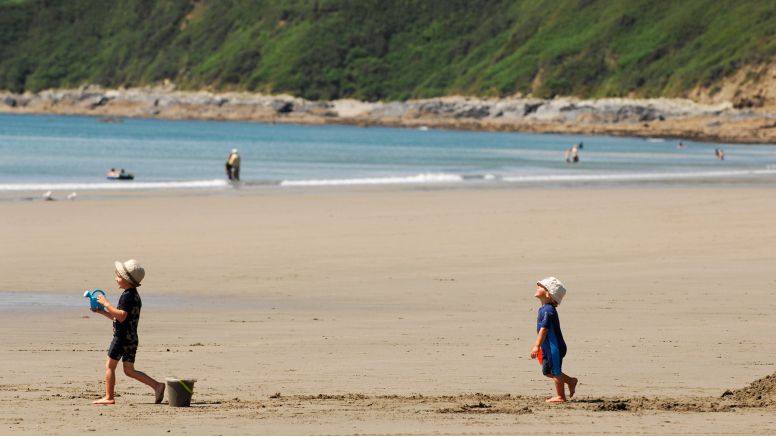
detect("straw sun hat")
[115,259,145,287]
[537,276,566,305]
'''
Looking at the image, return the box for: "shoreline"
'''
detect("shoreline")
[4,175,776,204]
[2,87,775,144]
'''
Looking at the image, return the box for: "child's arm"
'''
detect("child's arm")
[95,295,128,322]
[530,328,548,358]
[91,307,114,320]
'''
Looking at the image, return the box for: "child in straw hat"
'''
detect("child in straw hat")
[91,259,165,405]
[530,277,578,403]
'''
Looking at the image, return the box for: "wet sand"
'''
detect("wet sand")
[1,186,775,434]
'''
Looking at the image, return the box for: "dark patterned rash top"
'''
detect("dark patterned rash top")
[113,288,141,343]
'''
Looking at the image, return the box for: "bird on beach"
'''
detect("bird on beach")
[43,191,54,201]
[67,192,77,200]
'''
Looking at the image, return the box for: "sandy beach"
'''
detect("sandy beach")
[1,186,775,434]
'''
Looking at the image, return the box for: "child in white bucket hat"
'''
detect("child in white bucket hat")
[530,276,578,403]
[90,259,165,405]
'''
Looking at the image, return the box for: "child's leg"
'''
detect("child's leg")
[545,375,566,402]
[122,362,165,404]
[93,357,118,404]
[561,373,578,397]
[546,373,578,402]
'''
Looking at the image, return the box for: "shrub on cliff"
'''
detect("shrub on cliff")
[1,0,774,101]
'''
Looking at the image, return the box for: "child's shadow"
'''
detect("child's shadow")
[135,401,221,408]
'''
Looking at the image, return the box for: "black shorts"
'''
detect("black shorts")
[108,337,138,363]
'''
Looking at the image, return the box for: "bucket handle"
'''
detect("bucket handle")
[177,380,193,394]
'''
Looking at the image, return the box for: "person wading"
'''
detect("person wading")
[225,149,241,181]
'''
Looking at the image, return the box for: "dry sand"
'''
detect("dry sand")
[1,186,775,434]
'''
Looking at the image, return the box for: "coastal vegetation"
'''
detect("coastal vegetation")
[1,0,775,101]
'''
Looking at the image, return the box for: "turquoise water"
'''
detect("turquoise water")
[1,113,775,191]
[0,291,185,311]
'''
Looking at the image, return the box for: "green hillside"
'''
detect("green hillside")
[1,0,775,101]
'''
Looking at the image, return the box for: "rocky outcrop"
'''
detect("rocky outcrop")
[1,86,774,143]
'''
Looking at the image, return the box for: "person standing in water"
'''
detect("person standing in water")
[225,149,241,181]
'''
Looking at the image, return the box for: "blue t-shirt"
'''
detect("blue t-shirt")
[537,303,567,360]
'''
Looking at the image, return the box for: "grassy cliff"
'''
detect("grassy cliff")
[1,0,775,101]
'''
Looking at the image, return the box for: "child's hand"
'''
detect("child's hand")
[530,345,539,359]
[95,294,109,307]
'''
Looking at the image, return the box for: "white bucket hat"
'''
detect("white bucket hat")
[537,276,566,305]
[115,259,145,287]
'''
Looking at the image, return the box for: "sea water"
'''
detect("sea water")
[0,291,188,311]
[1,113,775,192]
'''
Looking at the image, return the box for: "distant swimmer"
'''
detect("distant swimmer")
[577,141,584,149]
[225,148,241,181]
[677,141,685,149]
[715,148,725,160]
[571,144,579,163]
[565,148,572,163]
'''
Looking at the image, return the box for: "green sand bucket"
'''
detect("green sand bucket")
[165,377,197,407]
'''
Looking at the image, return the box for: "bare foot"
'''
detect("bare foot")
[155,383,165,404]
[568,377,578,398]
[92,398,115,405]
[545,396,566,403]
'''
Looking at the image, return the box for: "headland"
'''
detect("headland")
[2,86,775,144]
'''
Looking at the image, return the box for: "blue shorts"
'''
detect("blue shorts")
[540,347,563,376]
